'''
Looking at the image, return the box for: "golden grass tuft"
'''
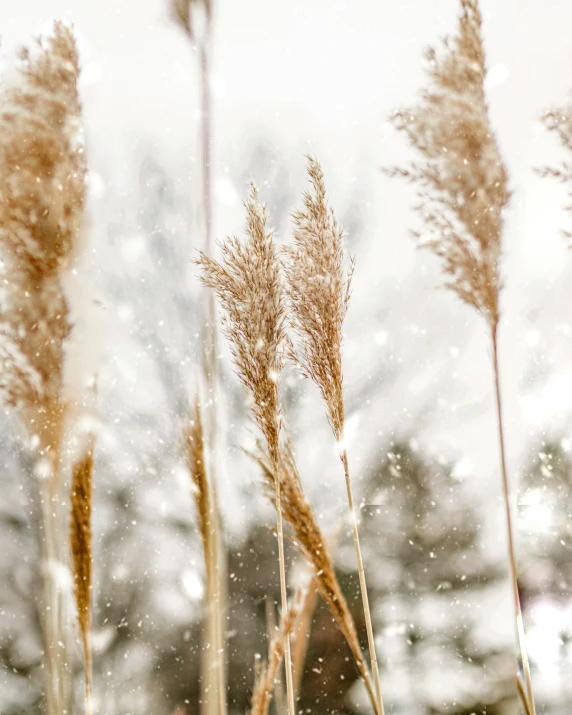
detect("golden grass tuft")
[386,2,535,713]
[283,157,384,715]
[196,185,295,715]
[0,21,87,715]
[386,0,509,328]
[70,435,96,715]
[0,21,86,448]
[184,399,212,558]
[537,106,572,246]
[183,399,227,715]
[283,156,353,441]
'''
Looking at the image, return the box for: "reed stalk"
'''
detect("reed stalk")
[283,157,384,715]
[196,184,296,715]
[340,451,383,714]
[0,22,87,714]
[492,326,536,715]
[386,2,536,711]
[171,3,227,712]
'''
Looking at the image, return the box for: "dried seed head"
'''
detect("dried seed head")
[0,21,86,446]
[183,399,212,558]
[70,435,95,675]
[196,183,287,462]
[283,157,353,440]
[536,108,572,247]
[387,0,509,327]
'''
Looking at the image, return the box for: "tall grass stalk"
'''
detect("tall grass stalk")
[492,327,536,715]
[196,185,296,715]
[171,3,227,713]
[0,22,87,714]
[386,1,536,712]
[283,157,384,715]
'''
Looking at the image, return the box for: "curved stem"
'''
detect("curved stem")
[491,323,536,715]
[340,450,385,715]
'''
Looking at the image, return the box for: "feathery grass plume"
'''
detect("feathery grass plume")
[250,440,380,715]
[251,584,307,715]
[184,399,212,558]
[196,184,296,715]
[283,157,353,440]
[183,397,226,715]
[386,2,535,713]
[386,0,509,328]
[536,107,572,246]
[70,430,96,715]
[283,157,384,715]
[0,21,87,715]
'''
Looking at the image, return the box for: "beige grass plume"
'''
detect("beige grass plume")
[282,157,384,715]
[251,439,380,715]
[386,0,509,329]
[283,156,353,440]
[386,2,535,713]
[536,106,572,246]
[0,21,86,445]
[0,21,87,715]
[184,399,212,558]
[196,184,296,715]
[70,429,96,715]
[182,398,227,715]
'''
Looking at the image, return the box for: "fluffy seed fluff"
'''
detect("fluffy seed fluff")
[0,21,86,450]
[537,107,572,246]
[283,157,353,441]
[386,0,509,328]
[196,182,287,463]
[197,182,296,715]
